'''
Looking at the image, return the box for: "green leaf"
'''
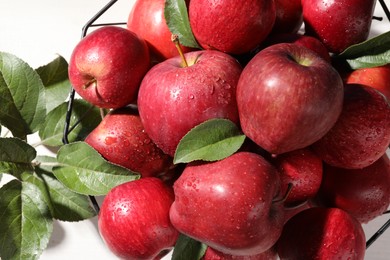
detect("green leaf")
[0,179,53,260]
[0,137,36,178]
[35,55,72,114]
[39,99,101,147]
[174,119,246,164]
[172,234,207,260]
[53,142,140,196]
[0,52,46,138]
[165,0,201,49]
[26,156,97,221]
[337,31,390,69]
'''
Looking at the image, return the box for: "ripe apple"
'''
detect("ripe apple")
[68,26,150,109]
[264,33,331,62]
[98,177,179,259]
[189,0,276,54]
[316,154,390,223]
[277,207,366,260]
[312,83,390,169]
[84,106,172,178]
[137,50,242,156]
[271,148,323,208]
[345,64,390,101]
[169,152,284,256]
[302,0,377,53]
[202,245,278,260]
[271,0,303,35]
[127,0,193,62]
[237,43,344,155]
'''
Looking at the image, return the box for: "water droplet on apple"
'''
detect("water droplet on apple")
[104,136,117,145]
[189,94,195,100]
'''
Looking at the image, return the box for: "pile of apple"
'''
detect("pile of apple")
[67,0,390,259]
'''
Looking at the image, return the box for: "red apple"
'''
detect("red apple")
[316,154,390,223]
[272,148,323,207]
[237,43,344,154]
[127,0,193,62]
[189,0,276,54]
[203,245,278,260]
[345,64,390,101]
[312,84,390,169]
[277,207,366,260]
[302,0,377,53]
[271,0,303,35]
[98,177,179,259]
[84,106,172,178]
[137,50,242,156]
[264,33,331,62]
[68,26,150,109]
[169,152,284,256]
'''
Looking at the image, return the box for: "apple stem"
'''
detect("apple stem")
[171,34,188,67]
[83,78,97,89]
[273,183,293,204]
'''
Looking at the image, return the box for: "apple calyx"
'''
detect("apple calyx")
[171,34,189,67]
[273,183,293,204]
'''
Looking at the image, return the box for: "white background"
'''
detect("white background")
[1,0,390,259]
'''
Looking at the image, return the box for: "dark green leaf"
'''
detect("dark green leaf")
[53,142,140,196]
[39,99,101,147]
[35,55,72,113]
[337,31,390,69]
[0,179,53,260]
[172,234,207,260]
[174,119,246,164]
[165,0,201,49]
[26,156,97,221]
[0,52,46,138]
[0,137,36,178]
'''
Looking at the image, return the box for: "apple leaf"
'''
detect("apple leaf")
[0,179,53,260]
[53,141,140,196]
[0,137,36,178]
[26,156,97,221]
[172,234,207,260]
[174,119,246,164]
[165,0,201,49]
[39,99,101,147]
[0,52,46,139]
[35,55,72,114]
[337,31,390,69]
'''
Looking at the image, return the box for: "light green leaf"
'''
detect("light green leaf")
[165,0,201,49]
[0,137,36,178]
[172,234,207,260]
[337,31,390,69]
[0,52,46,138]
[174,119,246,164]
[39,99,101,147]
[53,142,140,196]
[0,179,53,260]
[26,156,97,221]
[35,55,72,113]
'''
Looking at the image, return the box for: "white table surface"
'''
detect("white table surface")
[1,0,390,259]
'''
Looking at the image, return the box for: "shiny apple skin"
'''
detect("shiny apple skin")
[317,154,390,223]
[277,207,366,260]
[68,26,150,109]
[85,107,172,178]
[302,0,376,53]
[170,152,284,256]
[189,0,276,54]
[312,84,390,169]
[271,0,303,35]
[237,43,343,154]
[137,50,242,156]
[127,0,193,62]
[98,177,179,260]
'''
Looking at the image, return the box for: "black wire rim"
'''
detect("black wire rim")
[62,0,390,251]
